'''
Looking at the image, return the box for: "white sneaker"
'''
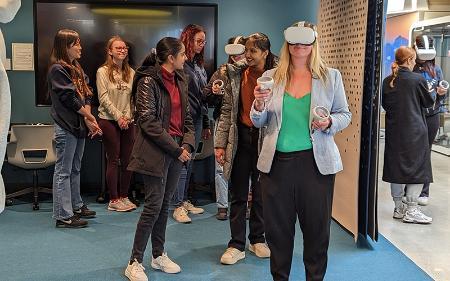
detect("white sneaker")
[125,259,148,281]
[220,247,245,265]
[249,243,270,258]
[393,205,406,219]
[151,253,181,274]
[108,200,134,212]
[403,207,432,224]
[182,201,204,214]
[417,196,429,206]
[173,206,191,223]
[121,197,137,210]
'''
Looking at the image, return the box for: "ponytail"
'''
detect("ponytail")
[389,62,399,88]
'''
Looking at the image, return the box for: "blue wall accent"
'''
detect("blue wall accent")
[1,0,318,123]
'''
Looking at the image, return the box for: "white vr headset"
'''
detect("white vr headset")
[284,22,318,45]
[415,35,436,61]
[224,36,245,55]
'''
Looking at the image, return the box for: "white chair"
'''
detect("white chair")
[6,124,56,210]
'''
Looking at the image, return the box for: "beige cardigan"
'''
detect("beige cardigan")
[96,66,135,121]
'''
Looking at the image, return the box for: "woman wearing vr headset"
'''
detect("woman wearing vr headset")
[251,22,351,280]
[203,36,246,220]
[413,35,448,206]
[125,37,195,281]
[215,32,277,265]
[171,24,211,224]
[381,46,434,226]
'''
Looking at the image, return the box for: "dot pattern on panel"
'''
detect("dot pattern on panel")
[318,0,368,152]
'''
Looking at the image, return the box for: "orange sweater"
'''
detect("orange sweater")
[239,67,264,127]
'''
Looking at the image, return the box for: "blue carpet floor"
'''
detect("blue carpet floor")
[0,200,432,281]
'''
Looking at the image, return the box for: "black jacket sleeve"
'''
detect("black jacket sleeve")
[418,76,435,109]
[135,76,183,158]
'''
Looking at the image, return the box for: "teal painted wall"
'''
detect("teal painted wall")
[1,0,318,123]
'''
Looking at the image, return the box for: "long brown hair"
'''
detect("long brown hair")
[390,46,415,88]
[101,36,132,84]
[50,29,92,98]
[180,24,205,66]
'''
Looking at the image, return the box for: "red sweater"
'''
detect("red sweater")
[161,66,183,137]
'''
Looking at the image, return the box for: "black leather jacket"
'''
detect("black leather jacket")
[127,63,195,177]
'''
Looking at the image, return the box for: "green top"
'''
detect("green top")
[276,92,312,152]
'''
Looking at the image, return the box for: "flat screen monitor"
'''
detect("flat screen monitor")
[34,1,217,106]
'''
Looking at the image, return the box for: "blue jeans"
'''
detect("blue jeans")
[52,124,85,220]
[214,118,228,208]
[172,117,203,206]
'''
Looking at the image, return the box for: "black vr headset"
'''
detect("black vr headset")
[284,21,318,46]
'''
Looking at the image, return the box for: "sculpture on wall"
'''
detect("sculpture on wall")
[0,0,21,214]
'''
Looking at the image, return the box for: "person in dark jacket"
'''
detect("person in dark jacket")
[171,24,211,223]
[382,46,434,224]
[203,35,246,220]
[48,29,101,228]
[125,37,195,281]
[215,32,278,265]
[413,35,448,206]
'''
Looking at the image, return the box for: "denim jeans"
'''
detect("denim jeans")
[172,117,203,206]
[214,119,228,208]
[52,124,85,220]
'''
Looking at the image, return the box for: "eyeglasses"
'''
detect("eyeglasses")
[195,39,207,46]
[114,46,129,51]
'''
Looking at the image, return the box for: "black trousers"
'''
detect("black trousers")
[261,150,335,281]
[228,124,265,251]
[422,113,440,197]
[130,155,182,263]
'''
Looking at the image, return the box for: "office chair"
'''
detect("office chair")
[6,124,56,210]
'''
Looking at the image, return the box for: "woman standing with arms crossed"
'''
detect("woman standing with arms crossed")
[97,36,136,212]
[251,22,351,280]
[125,37,195,281]
[48,29,102,228]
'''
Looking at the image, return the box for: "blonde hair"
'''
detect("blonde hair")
[273,21,328,86]
[389,46,415,88]
[102,36,132,84]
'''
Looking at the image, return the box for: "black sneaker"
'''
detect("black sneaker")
[56,215,88,228]
[74,205,96,219]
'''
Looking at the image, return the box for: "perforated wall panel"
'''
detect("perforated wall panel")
[318,0,369,238]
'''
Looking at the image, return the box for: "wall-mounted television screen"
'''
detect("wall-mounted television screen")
[34,1,217,106]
